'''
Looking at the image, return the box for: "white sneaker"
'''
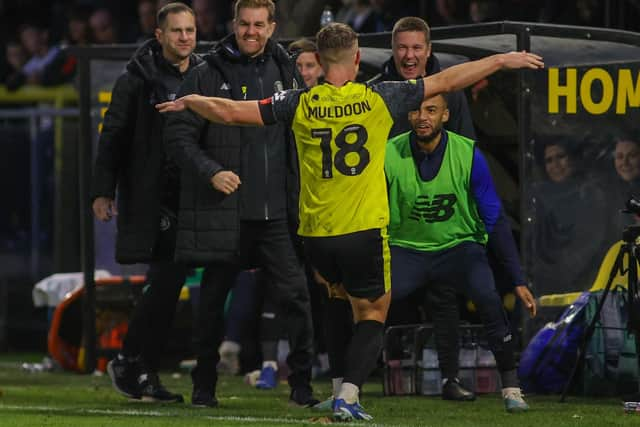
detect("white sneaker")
[502,387,529,413]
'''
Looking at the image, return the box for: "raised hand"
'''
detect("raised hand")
[500,51,544,70]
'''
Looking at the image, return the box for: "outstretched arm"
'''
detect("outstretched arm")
[157,94,264,126]
[423,51,543,99]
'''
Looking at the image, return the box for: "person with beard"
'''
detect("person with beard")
[162,0,317,408]
[385,94,535,412]
[92,2,201,402]
[367,15,531,402]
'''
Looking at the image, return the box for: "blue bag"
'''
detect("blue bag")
[518,292,590,393]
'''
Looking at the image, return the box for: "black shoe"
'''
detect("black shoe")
[442,378,476,401]
[107,357,142,399]
[289,386,320,408]
[191,388,219,408]
[138,371,184,402]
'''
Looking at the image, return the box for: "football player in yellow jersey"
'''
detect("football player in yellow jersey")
[158,22,543,421]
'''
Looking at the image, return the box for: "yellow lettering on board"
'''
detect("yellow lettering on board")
[580,68,614,115]
[548,68,577,113]
[616,69,640,114]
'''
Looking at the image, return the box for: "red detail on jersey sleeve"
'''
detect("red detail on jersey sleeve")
[259,97,272,105]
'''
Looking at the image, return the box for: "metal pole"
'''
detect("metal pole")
[78,54,96,374]
[515,23,533,338]
[604,0,612,28]
[29,115,39,280]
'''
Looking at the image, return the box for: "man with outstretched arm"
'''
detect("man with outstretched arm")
[158,22,542,421]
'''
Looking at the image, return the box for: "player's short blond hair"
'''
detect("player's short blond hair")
[316,23,358,64]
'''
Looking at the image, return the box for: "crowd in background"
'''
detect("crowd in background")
[2,0,640,88]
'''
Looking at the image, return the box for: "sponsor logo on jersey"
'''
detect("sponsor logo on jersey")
[408,194,457,222]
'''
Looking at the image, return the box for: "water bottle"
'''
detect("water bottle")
[320,6,334,28]
[420,347,442,396]
[475,345,498,393]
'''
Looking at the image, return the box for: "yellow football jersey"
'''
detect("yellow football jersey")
[267,80,424,237]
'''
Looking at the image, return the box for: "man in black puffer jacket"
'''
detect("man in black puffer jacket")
[91,3,202,403]
[164,0,316,408]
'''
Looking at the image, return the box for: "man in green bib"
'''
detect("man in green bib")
[385,93,536,412]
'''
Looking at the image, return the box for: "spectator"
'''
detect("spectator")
[64,6,93,46]
[530,138,609,296]
[606,137,640,237]
[20,24,76,86]
[191,0,226,41]
[137,0,158,41]
[347,0,384,33]
[469,0,501,23]
[288,38,323,87]
[335,0,357,25]
[20,23,60,81]
[3,38,27,89]
[432,0,470,26]
[90,8,118,44]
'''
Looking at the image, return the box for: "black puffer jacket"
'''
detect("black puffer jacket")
[368,54,476,139]
[91,38,202,263]
[164,36,301,265]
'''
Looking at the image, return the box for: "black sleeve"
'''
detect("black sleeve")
[372,79,424,121]
[487,209,526,288]
[259,89,303,125]
[164,66,225,184]
[91,72,138,200]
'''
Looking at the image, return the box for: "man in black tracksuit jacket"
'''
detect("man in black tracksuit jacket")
[163,1,316,408]
[367,50,476,140]
[91,4,201,403]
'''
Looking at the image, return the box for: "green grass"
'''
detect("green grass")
[0,353,637,426]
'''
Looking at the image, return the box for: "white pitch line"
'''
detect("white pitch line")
[0,404,427,427]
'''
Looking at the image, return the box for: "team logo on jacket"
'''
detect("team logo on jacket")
[274,80,283,92]
[408,194,457,223]
[159,214,171,231]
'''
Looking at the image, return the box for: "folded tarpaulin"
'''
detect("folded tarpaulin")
[32,270,112,307]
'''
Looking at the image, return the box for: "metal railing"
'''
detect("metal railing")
[0,84,79,281]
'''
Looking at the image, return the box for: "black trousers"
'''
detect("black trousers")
[121,261,188,372]
[191,219,314,393]
[121,209,188,372]
[390,242,515,374]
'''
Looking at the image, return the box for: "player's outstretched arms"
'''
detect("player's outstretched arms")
[157,94,264,126]
[423,50,543,99]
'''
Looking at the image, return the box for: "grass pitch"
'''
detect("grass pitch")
[0,353,636,426]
